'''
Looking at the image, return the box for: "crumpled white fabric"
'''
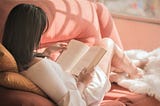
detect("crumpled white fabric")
[113,48,160,102]
[84,66,111,106]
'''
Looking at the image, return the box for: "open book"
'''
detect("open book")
[56,39,106,76]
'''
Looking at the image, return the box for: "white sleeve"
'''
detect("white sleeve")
[21,58,86,106]
[83,66,111,106]
[21,58,68,103]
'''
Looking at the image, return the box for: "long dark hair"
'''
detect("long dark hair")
[2,4,48,71]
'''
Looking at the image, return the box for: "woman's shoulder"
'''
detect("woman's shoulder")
[33,57,53,64]
[21,58,52,74]
[27,58,51,70]
[29,57,61,70]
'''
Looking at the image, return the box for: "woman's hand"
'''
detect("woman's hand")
[77,67,94,85]
[42,42,67,58]
[77,67,94,94]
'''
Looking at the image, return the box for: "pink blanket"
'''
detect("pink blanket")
[101,83,160,106]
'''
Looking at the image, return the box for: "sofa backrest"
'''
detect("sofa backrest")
[0,0,102,45]
[0,0,123,48]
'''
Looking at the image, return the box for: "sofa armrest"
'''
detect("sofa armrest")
[0,86,56,106]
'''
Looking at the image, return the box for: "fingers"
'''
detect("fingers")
[56,42,67,49]
[81,67,94,76]
[43,42,67,54]
[52,43,67,50]
[58,42,67,47]
[55,42,67,53]
[78,67,95,85]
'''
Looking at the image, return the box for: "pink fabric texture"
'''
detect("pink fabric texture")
[101,83,160,106]
[0,0,122,48]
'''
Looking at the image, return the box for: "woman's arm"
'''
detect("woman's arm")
[35,42,67,60]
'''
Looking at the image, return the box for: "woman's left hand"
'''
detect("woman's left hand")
[43,42,67,57]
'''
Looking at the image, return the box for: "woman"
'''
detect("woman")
[2,3,141,106]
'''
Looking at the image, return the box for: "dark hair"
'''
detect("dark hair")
[2,4,48,71]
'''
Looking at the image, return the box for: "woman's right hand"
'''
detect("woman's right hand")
[77,67,94,85]
[42,42,67,60]
[43,42,67,54]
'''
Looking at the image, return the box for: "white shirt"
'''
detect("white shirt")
[21,58,111,106]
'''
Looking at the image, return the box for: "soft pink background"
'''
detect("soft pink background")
[113,16,160,51]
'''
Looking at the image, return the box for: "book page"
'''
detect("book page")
[56,40,89,72]
[70,46,106,76]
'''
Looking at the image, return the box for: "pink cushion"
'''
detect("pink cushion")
[0,0,122,47]
[0,0,97,45]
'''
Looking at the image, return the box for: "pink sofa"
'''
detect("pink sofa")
[0,0,160,106]
[0,0,123,48]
